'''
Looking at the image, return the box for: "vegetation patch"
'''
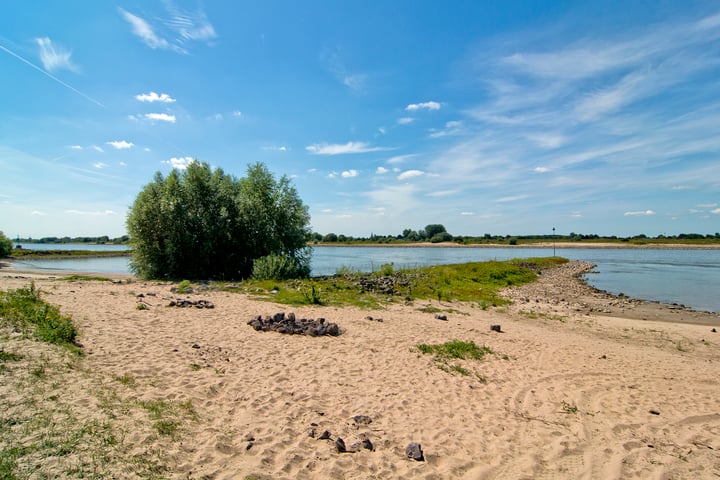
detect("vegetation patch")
[417,340,493,380]
[417,340,493,360]
[62,274,113,282]
[0,282,80,353]
[230,257,568,309]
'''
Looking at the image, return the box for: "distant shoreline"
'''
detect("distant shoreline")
[313,241,720,249]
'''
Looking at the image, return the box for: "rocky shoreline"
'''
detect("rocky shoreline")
[502,260,720,325]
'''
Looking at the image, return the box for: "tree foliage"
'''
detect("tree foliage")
[0,231,13,258]
[126,161,311,280]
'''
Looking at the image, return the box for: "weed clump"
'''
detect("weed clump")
[0,282,80,352]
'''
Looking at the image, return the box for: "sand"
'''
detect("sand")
[1,263,719,479]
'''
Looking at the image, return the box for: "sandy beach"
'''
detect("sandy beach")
[1,262,719,479]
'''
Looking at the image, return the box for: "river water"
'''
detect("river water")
[8,244,720,313]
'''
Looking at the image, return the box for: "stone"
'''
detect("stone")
[351,415,372,425]
[406,442,424,461]
[434,313,448,321]
[335,437,347,453]
[490,324,502,333]
[318,430,331,440]
[361,438,375,451]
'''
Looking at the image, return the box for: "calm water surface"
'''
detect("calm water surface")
[9,244,720,312]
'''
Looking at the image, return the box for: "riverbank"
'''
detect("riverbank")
[313,241,720,249]
[1,262,719,478]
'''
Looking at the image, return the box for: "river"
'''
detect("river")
[7,244,720,313]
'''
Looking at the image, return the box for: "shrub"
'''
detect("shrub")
[0,231,12,258]
[251,253,310,280]
[127,161,312,280]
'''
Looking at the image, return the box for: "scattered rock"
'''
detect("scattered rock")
[318,430,331,440]
[599,354,607,359]
[434,313,448,321]
[308,428,316,438]
[365,316,383,322]
[191,343,201,349]
[362,438,375,451]
[406,442,425,461]
[649,409,661,415]
[168,298,215,308]
[335,437,347,453]
[490,324,502,333]
[248,312,341,336]
[246,442,254,451]
[351,415,373,425]
[712,328,717,333]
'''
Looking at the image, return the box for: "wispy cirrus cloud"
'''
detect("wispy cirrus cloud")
[119,2,217,54]
[306,142,391,155]
[136,91,176,103]
[35,37,77,72]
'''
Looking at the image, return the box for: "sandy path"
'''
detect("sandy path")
[1,264,719,479]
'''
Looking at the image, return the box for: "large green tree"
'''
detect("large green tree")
[126,161,311,279]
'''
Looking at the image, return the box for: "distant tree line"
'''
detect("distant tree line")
[311,229,720,245]
[13,235,130,245]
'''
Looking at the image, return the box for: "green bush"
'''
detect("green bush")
[127,161,312,280]
[0,231,12,258]
[430,232,453,243]
[252,253,310,280]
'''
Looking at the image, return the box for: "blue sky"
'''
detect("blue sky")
[2,1,720,239]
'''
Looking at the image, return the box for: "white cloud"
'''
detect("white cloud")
[69,145,83,150]
[624,210,656,216]
[135,91,176,103]
[306,141,390,155]
[144,113,176,123]
[91,145,104,153]
[397,169,425,180]
[671,185,694,190]
[710,208,720,214]
[262,145,288,152]
[165,157,194,170]
[534,166,550,173]
[460,211,475,216]
[341,169,359,178]
[378,127,386,135]
[106,140,134,150]
[376,166,389,174]
[92,162,108,169]
[397,117,414,125]
[231,110,242,117]
[35,37,77,72]
[406,101,441,111]
[31,210,48,216]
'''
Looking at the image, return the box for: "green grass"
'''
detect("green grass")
[561,401,579,414]
[61,275,113,282]
[417,340,494,360]
[417,340,494,379]
[0,282,80,353]
[227,257,568,309]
